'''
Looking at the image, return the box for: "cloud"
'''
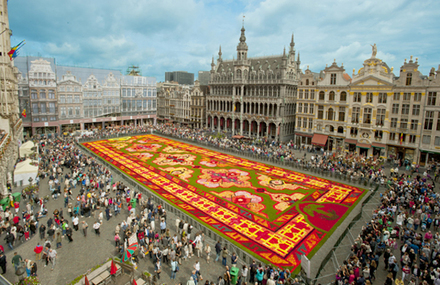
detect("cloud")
[8,0,440,81]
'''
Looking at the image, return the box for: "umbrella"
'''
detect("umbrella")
[122,243,138,262]
[12,192,21,202]
[0,198,9,211]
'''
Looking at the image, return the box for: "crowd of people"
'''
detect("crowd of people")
[335,168,440,285]
[0,122,438,285]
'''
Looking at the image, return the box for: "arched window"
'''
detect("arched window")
[306,79,309,85]
[329,91,335,101]
[327,108,334,120]
[338,126,344,134]
[319,91,325,100]
[340,91,347,102]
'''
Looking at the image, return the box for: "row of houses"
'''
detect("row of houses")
[15,57,157,136]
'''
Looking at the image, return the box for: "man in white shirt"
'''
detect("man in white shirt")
[72,215,79,231]
[93,221,101,236]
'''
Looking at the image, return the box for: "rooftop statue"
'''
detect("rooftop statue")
[371,43,377,58]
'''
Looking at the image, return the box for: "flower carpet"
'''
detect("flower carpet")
[83,135,366,271]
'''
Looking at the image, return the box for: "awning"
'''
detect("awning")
[420,149,440,154]
[232,135,245,139]
[372,142,386,149]
[295,133,313,138]
[356,142,371,149]
[311,134,328,146]
[345,139,357,144]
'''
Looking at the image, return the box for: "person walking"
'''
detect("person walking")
[34,243,43,261]
[39,223,46,240]
[82,221,88,237]
[171,258,178,279]
[56,232,62,248]
[93,221,101,236]
[11,252,22,271]
[231,252,238,267]
[72,215,79,231]
[66,225,73,242]
[0,252,6,274]
[154,259,161,280]
[222,247,228,266]
[215,241,222,262]
[30,261,37,277]
[194,260,201,281]
[24,259,32,277]
[48,248,57,271]
[205,243,211,264]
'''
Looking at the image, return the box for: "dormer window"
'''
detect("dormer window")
[330,74,336,85]
[406,73,412,86]
[306,79,309,85]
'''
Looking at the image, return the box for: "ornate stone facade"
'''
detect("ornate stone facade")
[207,27,300,141]
[28,59,58,133]
[157,80,206,127]
[0,0,22,196]
[58,71,82,130]
[296,45,440,165]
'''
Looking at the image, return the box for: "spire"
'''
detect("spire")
[290,33,295,48]
[297,52,300,62]
[283,46,286,58]
[218,45,222,58]
[239,25,246,44]
[211,56,215,71]
[236,22,248,59]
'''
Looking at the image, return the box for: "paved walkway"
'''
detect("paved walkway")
[1,135,432,285]
[1,166,228,284]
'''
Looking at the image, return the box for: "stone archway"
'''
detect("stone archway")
[251,121,258,137]
[268,122,277,139]
[260,122,267,137]
[220,117,225,130]
[243,120,250,136]
[227,118,232,132]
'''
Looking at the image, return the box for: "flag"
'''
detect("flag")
[21,109,26,118]
[132,279,137,285]
[400,133,403,145]
[8,40,25,61]
[110,260,117,275]
[84,276,90,285]
[233,105,236,112]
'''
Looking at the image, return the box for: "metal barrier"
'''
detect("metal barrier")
[77,132,385,284]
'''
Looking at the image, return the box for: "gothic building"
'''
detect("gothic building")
[207,26,301,141]
[0,0,23,195]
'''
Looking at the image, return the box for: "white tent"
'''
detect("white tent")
[14,159,38,186]
[19,141,35,158]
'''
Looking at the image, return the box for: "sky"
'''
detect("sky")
[8,0,440,82]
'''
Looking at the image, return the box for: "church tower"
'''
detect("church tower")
[236,25,248,61]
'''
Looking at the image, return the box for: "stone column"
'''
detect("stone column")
[240,120,243,136]
[80,123,84,130]
[257,122,260,139]
[275,124,279,142]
